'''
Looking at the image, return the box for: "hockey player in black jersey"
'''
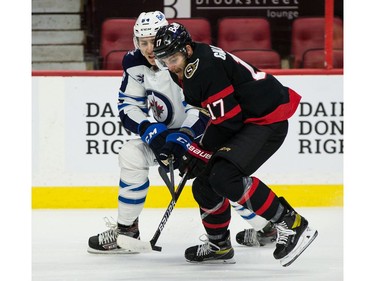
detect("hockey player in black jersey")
[154,22,318,266]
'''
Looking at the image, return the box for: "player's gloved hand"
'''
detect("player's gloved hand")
[179,142,212,179]
[159,132,192,169]
[138,121,169,157]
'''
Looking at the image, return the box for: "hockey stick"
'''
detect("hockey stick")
[117,170,189,252]
[157,157,175,200]
[169,157,175,197]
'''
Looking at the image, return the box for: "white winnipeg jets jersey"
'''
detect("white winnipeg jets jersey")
[118,49,200,135]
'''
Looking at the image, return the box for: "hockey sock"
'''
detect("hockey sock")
[118,179,149,225]
[230,201,269,231]
[200,198,231,238]
[237,177,281,221]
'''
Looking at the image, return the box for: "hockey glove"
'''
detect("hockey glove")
[138,121,169,158]
[159,132,192,169]
[179,142,212,179]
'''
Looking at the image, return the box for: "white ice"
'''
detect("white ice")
[32,207,342,281]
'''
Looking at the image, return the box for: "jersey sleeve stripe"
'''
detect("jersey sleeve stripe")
[210,104,242,125]
[119,92,147,102]
[201,85,234,108]
[118,102,147,111]
[244,88,301,125]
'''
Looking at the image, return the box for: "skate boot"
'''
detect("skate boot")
[87,217,140,254]
[236,222,277,247]
[185,230,235,264]
[273,197,318,266]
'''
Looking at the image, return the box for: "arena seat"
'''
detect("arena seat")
[291,17,343,68]
[217,18,272,52]
[169,18,212,44]
[101,17,212,69]
[100,18,136,69]
[302,49,343,68]
[104,50,129,70]
[231,49,281,69]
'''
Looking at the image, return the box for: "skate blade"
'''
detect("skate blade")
[87,247,139,254]
[186,258,236,264]
[280,227,318,267]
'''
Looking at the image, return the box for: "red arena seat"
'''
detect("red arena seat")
[291,17,343,68]
[302,49,343,68]
[100,18,136,69]
[217,18,272,52]
[169,18,212,44]
[231,49,281,69]
[104,50,129,70]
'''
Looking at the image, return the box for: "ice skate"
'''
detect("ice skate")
[273,198,318,266]
[236,222,277,247]
[185,230,235,264]
[87,217,140,254]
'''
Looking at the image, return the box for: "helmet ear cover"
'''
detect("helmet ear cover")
[153,23,192,60]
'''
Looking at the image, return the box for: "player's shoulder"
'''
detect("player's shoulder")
[122,49,150,70]
[192,43,215,61]
[184,43,219,80]
[192,43,227,68]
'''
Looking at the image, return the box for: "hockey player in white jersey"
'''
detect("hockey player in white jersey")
[87,11,209,254]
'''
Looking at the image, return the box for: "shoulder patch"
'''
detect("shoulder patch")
[184,59,199,79]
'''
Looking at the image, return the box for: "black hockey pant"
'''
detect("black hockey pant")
[192,120,289,237]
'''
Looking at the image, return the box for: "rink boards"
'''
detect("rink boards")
[32,71,343,208]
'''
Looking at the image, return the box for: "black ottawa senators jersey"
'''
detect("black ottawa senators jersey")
[182,43,301,151]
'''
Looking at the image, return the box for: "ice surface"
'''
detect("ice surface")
[32,207,343,281]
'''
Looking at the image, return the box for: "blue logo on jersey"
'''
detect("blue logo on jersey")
[146,90,173,125]
[156,13,164,21]
[136,74,144,83]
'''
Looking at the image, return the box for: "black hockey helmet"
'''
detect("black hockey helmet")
[153,22,192,59]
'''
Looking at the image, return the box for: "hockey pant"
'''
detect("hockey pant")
[192,121,289,237]
[117,139,158,226]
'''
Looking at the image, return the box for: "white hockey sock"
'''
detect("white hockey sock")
[230,201,269,231]
[117,179,149,226]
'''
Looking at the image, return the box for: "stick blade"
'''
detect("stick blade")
[117,234,153,253]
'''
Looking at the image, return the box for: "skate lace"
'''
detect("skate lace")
[196,235,220,256]
[98,217,118,245]
[243,229,260,246]
[275,221,296,245]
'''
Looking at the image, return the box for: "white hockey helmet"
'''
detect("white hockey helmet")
[133,11,168,49]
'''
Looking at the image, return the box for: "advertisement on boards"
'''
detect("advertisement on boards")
[32,75,343,188]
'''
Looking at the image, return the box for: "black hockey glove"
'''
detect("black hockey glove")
[179,142,212,179]
[138,121,169,159]
[159,132,192,169]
